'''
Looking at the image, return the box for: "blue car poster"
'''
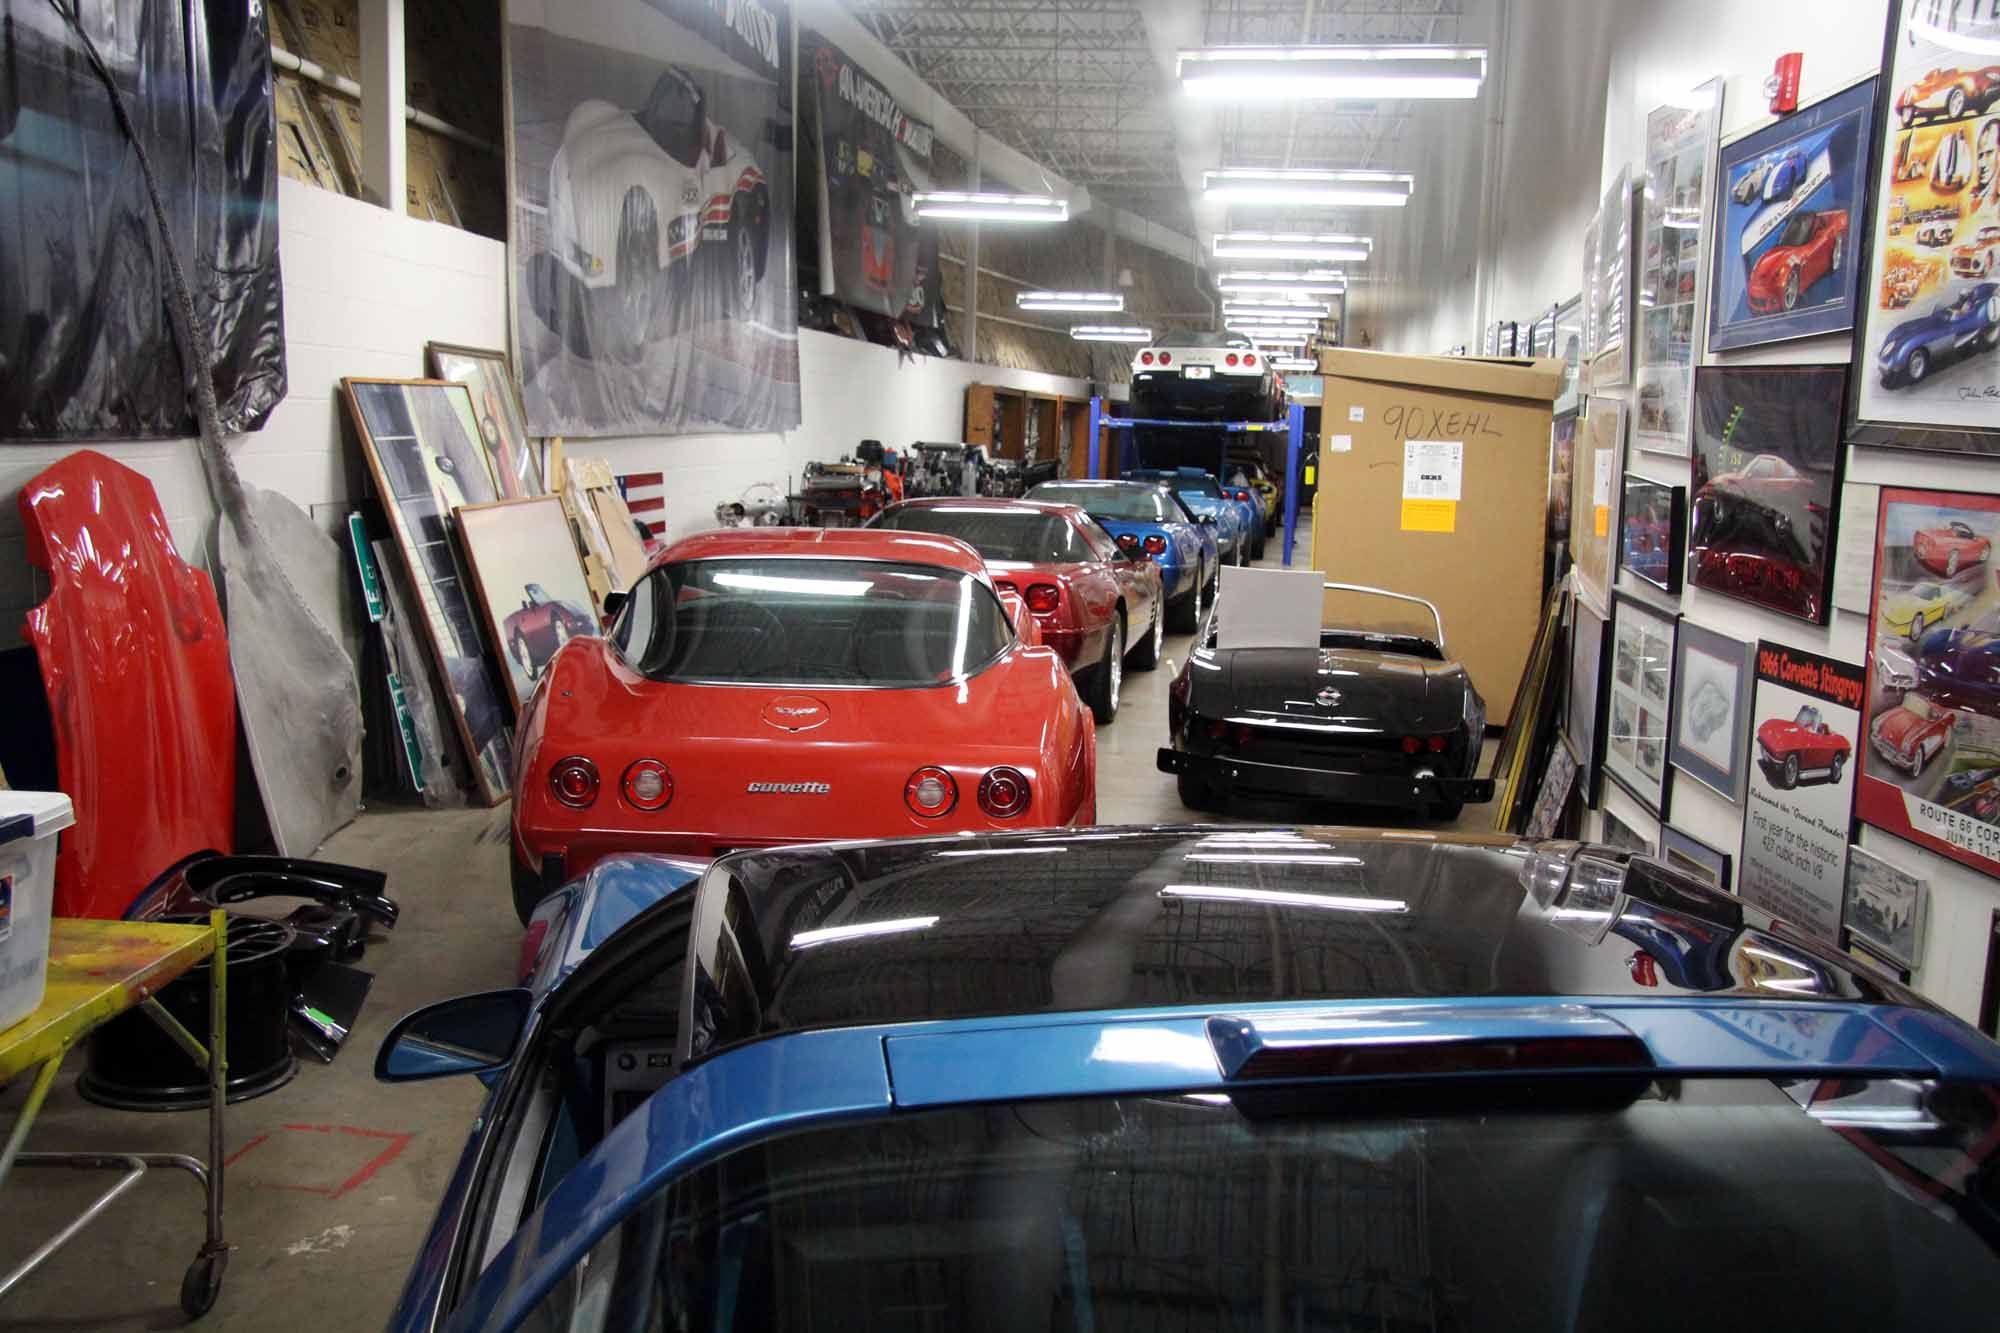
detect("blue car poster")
[1853,1,2000,449]
[1708,78,1876,351]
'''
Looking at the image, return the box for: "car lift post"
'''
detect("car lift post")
[1085,398,1306,567]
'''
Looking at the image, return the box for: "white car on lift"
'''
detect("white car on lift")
[547,67,771,365]
[1129,332,1288,424]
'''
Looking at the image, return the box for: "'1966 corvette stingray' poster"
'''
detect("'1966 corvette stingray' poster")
[1738,642,1862,946]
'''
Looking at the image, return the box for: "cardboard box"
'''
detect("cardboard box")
[1312,349,1564,726]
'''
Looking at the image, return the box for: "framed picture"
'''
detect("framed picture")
[427,343,544,499]
[1526,741,1580,840]
[1554,294,1584,414]
[1564,594,1612,806]
[341,377,514,805]
[1547,409,1578,551]
[1636,79,1723,454]
[1662,825,1733,889]
[1605,592,1677,816]
[1569,397,1626,613]
[1857,487,2000,876]
[1737,643,1864,946]
[1601,805,1658,855]
[1670,620,1754,803]
[1688,365,1848,625]
[1619,474,1685,596]
[1709,77,1876,351]
[1850,5,2000,453]
[455,496,599,713]
[1844,843,1928,972]
[1590,168,1637,388]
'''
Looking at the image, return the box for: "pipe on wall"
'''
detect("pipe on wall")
[271,45,500,157]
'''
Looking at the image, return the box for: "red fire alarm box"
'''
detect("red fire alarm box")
[1768,52,1803,114]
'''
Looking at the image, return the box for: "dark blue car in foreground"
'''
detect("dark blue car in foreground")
[1877,281,2000,386]
[1125,466,1256,565]
[1026,478,1219,630]
[379,829,2000,1331]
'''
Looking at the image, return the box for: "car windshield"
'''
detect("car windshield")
[540,1082,2000,1330]
[1153,473,1224,501]
[1916,583,1942,598]
[1778,213,1818,246]
[1028,484,1173,522]
[873,507,1088,563]
[608,558,1011,686]
[1905,695,1937,718]
[1158,331,1250,350]
[1797,706,1822,728]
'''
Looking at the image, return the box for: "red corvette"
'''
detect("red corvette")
[871,497,1164,724]
[1747,210,1848,314]
[1914,519,1992,576]
[1870,694,1956,777]
[1755,704,1851,789]
[508,528,1097,920]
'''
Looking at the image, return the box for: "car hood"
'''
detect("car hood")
[1874,709,1938,747]
[1192,644,1466,733]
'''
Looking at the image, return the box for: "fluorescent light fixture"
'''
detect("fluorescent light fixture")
[1273,356,1318,371]
[1017,290,1124,312]
[1161,884,1406,913]
[1178,44,1487,102]
[913,191,1069,223]
[1223,299,1331,318]
[789,915,939,950]
[1213,231,1372,261]
[1231,330,1311,346]
[1218,271,1347,296]
[1070,324,1154,342]
[1204,168,1414,207]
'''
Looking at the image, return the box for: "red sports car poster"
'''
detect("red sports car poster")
[1858,487,2000,877]
[1739,642,1863,945]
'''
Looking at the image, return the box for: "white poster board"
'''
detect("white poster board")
[1217,567,1324,650]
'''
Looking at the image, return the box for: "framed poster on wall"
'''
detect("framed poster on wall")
[1620,474,1685,596]
[1688,365,1849,625]
[1850,4,2000,452]
[1663,825,1732,889]
[1554,294,1584,414]
[1670,620,1754,803]
[1569,397,1626,613]
[1708,78,1876,352]
[1737,642,1864,947]
[1857,487,2000,876]
[1604,592,1677,816]
[1564,594,1612,807]
[1635,79,1723,455]
[1844,844,1927,973]
[1590,168,1637,389]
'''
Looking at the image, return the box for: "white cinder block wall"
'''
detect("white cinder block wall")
[1370,0,2000,1026]
[0,177,1091,632]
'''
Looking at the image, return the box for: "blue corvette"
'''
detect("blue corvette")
[1877,281,2000,386]
[379,829,2000,1330]
[1026,478,1219,630]
[1125,466,1255,566]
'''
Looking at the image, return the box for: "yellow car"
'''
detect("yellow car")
[1882,579,1975,640]
[1227,459,1280,534]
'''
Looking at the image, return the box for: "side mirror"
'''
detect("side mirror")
[376,988,532,1083]
[601,589,629,620]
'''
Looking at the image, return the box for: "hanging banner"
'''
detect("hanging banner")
[803,29,946,329]
[508,0,799,438]
[1738,642,1863,945]
[0,0,287,441]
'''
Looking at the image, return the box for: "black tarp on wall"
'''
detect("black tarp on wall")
[0,1,287,440]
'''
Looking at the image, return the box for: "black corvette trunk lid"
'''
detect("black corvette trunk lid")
[1222,646,1452,733]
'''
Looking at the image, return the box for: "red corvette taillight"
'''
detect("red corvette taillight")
[1244,353,1257,366]
[1427,734,1447,753]
[1159,351,1172,365]
[550,756,599,808]
[905,766,958,818]
[1140,351,1155,365]
[1025,583,1061,614]
[1143,534,1167,555]
[1225,352,1240,366]
[622,758,674,811]
[993,579,1019,597]
[1116,532,1139,551]
[1234,489,1251,502]
[979,767,1033,818]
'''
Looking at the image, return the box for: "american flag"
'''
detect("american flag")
[617,470,667,541]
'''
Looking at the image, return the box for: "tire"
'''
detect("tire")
[602,187,659,366]
[1783,266,1800,311]
[180,1251,227,1319]
[1950,548,1962,576]
[1909,347,1931,383]
[1950,88,1967,120]
[1780,754,1800,789]
[1169,565,1204,633]
[1177,768,1221,812]
[1085,615,1124,725]
[1830,752,1847,784]
[509,633,530,675]
[1831,236,1845,273]
[512,854,550,926]
[1129,597,1163,671]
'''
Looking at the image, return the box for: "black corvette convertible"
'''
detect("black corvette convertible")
[1159,582,1493,819]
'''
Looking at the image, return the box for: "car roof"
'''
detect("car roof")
[654,527,988,579]
[1028,478,1166,492]
[683,827,1916,1063]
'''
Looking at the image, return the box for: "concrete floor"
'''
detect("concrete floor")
[0,526,1497,1329]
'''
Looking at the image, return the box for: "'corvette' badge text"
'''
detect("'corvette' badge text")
[747,781,832,795]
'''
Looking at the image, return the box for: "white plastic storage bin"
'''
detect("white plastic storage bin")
[0,791,74,1033]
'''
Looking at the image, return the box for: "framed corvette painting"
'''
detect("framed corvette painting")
[1669,620,1754,804]
[1604,592,1677,816]
[1635,79,1722,454]
[1589,168,1637,389]
[1688,365,1848,625]
[1850,2,2000,453]
[1857,487,2000,877]
[1709,78,1876,352]
[1619,473,1685,597]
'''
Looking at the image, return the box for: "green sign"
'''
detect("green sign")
[348,513,386,623]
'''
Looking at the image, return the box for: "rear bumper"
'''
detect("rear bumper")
[1157,746,1494,808]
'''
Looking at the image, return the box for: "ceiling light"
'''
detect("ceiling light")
[1017,290,1124,312]
[1205,169,1414,207]
[1179,44,1487,101]
[1224,299,1332,318]
[1070,324,1154,342]
[1229,327,1312,345]
[1272,356,1318,371]
[913,191,1069,223]
[1160,884,1406,913]
[790,916,939,950]
[1213,232,1372,261]
[1218,270,1347,295]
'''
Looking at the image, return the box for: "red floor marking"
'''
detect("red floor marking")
[222,1132,270,1168]
[227,1123,416,1198]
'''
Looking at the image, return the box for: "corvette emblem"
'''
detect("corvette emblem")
[761,694,831,732]
[747,782,831,795]
[1315,686,1344,708]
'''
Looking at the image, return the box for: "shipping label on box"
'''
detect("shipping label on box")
[1401,439,1463,533]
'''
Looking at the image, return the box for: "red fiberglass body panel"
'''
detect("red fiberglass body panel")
[19,451,236,917]
[512,636,1096,878]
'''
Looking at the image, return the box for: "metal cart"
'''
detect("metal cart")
[0,912,230,1318]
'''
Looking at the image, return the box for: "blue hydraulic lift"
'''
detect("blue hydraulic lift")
[1086,398,1309,566]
